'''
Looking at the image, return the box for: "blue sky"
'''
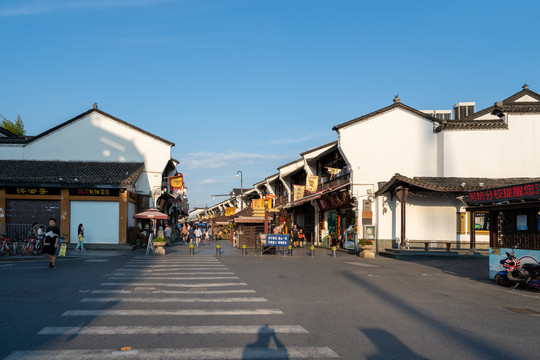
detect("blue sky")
[1,0,540,209]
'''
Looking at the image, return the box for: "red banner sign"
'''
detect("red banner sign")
[468,182,540,205]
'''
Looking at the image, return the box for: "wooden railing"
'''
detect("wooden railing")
[318,173,350,192]
[496,231,540,250]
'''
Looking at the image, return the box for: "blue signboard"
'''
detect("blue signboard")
[266,234,290,246]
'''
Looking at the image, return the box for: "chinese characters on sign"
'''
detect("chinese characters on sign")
[468,182,540,205]
[6,187,61,196]
[305,174,318,193]
[293,185,305,201]
[266,234,290,246]
[169,175,184,192]
[69,188,120,196]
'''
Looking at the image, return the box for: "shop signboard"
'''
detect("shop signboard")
[69,188,120,196]
[266,234,289,246]
[169,175,184,192]
[5,186,61,196]
[468,181,540,205]
[305,174,318,193]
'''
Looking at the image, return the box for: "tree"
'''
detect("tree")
[0,114,26,136]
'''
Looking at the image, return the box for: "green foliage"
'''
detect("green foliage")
[1,114,26,136]
[358,238,373,246]
[153,237,166,242]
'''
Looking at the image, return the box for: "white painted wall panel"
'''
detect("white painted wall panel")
[70,201,119,244]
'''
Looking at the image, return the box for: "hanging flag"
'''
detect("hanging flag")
[305,174,319,193]
[326,167,341,179]
[293,185,305,201]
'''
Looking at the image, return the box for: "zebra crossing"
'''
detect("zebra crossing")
[4,255,339,359]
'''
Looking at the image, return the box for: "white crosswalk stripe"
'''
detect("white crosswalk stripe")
[4,347,340,359]
[38,325,307,335]
[62,309,284,316]
[91,289,257,294]
[6,254,340,359]
[80,297,268,303]
[100,282,247,287]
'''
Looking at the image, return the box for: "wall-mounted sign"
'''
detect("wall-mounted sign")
[5,186,61,196]
[266,234,290,246]
[468,182,540,205]
[69,188,120,197]
[293,185,305,201]
[305,175,318,193]
[169,175,184,192]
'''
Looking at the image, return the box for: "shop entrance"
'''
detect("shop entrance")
[5,200,61,239]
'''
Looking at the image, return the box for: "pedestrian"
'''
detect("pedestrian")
[207,224,213,242]
[273,225,281,235]
[204,228,210,243]
[182,225,189,244]
[164,224,172,244]
[75,223,86,251]
[188,225,195,245]
[291,224,299,248]
[31,222,39,238]
[298,228,305,248]
[43,218,60,269]
[194,226,202,247]
[37,225,45,241]
[212,222,219,241]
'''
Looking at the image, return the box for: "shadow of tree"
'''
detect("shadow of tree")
[242,325,289,359]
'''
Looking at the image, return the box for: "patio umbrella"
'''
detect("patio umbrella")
[133,208,169,220]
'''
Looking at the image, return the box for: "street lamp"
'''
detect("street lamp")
[236,170,243,210]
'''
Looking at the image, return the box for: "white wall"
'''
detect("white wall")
[443,114,540,177]
[339,108,438,188]
[17,112,172,205]
[70,201,119,244]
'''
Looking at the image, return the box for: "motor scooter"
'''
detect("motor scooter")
[494,249,540,290]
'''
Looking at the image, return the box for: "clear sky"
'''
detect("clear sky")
[1,0,540,210]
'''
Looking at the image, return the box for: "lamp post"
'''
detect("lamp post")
[236,171,243,210]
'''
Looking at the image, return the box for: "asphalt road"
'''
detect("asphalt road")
[1,241,539,359]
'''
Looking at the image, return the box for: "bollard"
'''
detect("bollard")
[288,245,293,256]
[242,244,247,255]
[216,244,221,256]
[331,246,336,257]
[310,245,315,257]
[189,244,194,255]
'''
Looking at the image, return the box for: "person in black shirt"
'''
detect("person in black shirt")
[43,218,60,269]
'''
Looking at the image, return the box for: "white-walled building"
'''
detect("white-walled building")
[0,105,184,245]
[333,86,540,250]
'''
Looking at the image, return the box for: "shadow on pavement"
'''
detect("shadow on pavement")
[242,325,289,359]
[361,327,429,360]
[400,257,490,282]
[342,271,514,359]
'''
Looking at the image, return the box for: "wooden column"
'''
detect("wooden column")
[119,190,128,244]
[469,210,476,249]
[395,186,409,249]
[0,188,5,233]
[60,189,70,242]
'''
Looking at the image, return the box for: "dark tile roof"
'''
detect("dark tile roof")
[0,127,17,137]
[437,87,540,131]
[0,160,144,187]
[306,142,339,165]
[376,173,540,196]
[435,119,508,132]
[277,158,303,170]
[332,102,439,131]
[299,141,337,156]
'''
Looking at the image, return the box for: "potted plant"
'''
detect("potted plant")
[358,238,374,250]
[153,237,166,255]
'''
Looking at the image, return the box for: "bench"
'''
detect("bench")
[406,240,457,252]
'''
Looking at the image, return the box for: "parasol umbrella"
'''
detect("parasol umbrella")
[133,208,169,220]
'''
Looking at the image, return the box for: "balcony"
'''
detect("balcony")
[318,172,350,192]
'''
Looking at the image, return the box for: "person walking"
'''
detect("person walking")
[212,222,219,241]
[43,218,60,269]
[298,228,305,248]
[194,226,202,247]
[207,224,213,243]
[291,224,299,248]
[164,225,172,244]
[188,225,195,245]
[182,225,189,244]
[75,223,86,251]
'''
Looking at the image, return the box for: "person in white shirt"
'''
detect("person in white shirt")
[194,226,202,247]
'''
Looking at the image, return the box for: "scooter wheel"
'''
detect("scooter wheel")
[494,274,510,287]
